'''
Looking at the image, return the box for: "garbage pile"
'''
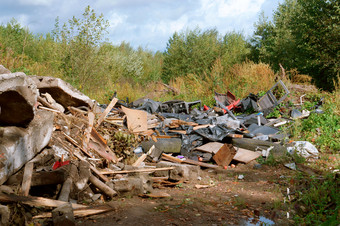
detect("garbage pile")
[0,66,320,224]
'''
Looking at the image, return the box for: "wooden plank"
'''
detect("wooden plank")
[121,106,147,133]
[132,154,147,167]
[167,130,187,135]
[182,159,218,169]
[0,193,86,209]
[96,98,118,127]
[33,205,114,219]
[63,132,93,158]
[233,148,261,163]
[161,153,183,163]
[90,128,118,163]
[100,167,175,175]
[194,142,224,154]
[20,162,34,196]
[193,124,210,130]
[83,111,95,150]
[132,145,154,167]
[213,144,236,167]
[57,139,109,183]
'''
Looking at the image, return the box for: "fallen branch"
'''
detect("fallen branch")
[89,174,117,197]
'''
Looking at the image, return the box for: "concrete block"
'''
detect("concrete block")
[112,174,152,195]
[0,65,10,74]
[155,161,200,181]
[0,72,38,127]
[0,109,54,185]
[29,75,94,109]
[52,203,75,226]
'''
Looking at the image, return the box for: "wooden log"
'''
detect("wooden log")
[89,175,117,197]
[20,162,34,196]
[96,98,118,127]
[99,167,175,175]
[58,164,77,202]
[0,193,86,209]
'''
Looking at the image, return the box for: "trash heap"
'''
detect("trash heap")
[0,66,321,224]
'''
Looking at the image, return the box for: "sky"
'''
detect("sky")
[0,0,283,51]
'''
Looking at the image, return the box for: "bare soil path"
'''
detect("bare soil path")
[78,162,294,225]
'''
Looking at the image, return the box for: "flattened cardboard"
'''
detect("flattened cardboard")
[233,148,261,163]
[121,106,147,133]
[195,142,224,154]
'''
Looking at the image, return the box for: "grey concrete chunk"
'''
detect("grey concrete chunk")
[0,65,10,74]
[29,75,94,109]
[0,109,54,185]
[155,161,200,181]
[0,72,38,127]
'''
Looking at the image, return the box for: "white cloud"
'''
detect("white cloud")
[0,0,282,51]
[108,12,127,29]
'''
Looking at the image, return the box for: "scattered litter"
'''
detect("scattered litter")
[284,163,297,171]
[287,141,319,158]
[0,67,324,223]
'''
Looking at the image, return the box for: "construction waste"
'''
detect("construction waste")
[0,66,321,225]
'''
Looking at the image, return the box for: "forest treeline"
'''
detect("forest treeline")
[0,0,338,102]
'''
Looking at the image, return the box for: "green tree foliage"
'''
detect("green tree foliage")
[52,5,110,89]
[251,0,339,90]
[291,0,339,90]
[162,28,221,82]
[162,27,250,82]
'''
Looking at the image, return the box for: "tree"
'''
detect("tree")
[162,27,222,82]
[251,0,339,90]
[52,5,110,88]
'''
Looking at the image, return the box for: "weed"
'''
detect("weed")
[233,196,246,209]
[291,173,340,225]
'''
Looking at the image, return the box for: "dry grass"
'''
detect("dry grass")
[167,61,277,105]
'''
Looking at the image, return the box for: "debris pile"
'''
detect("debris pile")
[0,66,321,224]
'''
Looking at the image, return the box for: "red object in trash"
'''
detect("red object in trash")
[52,160,70,170]
[203,105,210,111]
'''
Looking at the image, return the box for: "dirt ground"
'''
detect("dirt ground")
[76,161,295,226]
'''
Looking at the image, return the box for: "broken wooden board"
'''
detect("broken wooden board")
[99,167,175,175]
[194,142,224,154]
[96,97,118,127]
[161,153,183,163]
[32,205,114,219]
[0,193,86,209]
[121,106,147,133]
[182,159,218,169]
[88,128,118,163]
[213,144,236,167]
[233,148,261,163]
